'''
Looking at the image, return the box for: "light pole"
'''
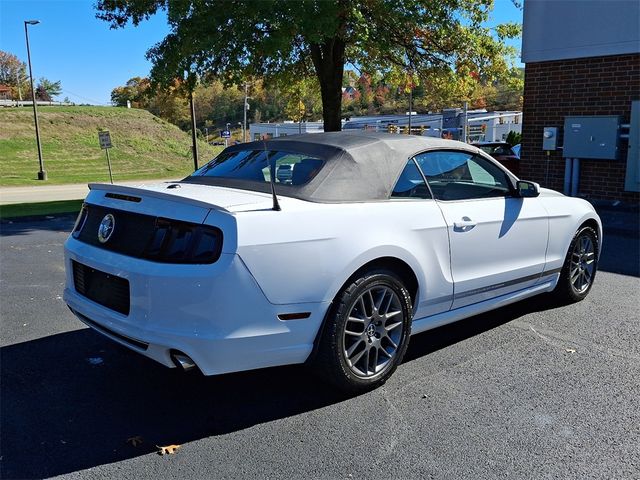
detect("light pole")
[462,101,468,143]
[189,89,198,170]
[243,82,248,143]
[24,19,46,180]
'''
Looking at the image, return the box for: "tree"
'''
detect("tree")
[0,51,26,85]
[0,50,29,99]
[34,84,51,101]
[110,76,150,107]
[96,0,520,131]
[278,77,322,122]
[38,78,62,99]
[506,130,521,147]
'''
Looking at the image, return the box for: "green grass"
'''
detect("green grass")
[0,106,221,186]
[0,199,83,219]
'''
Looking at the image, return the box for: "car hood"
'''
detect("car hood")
[538,187,565,198]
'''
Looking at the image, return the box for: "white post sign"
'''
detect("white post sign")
[98,130,114,183]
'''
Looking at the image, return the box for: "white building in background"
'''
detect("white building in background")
[464,112,523,142]
[250,121,324,141]
[250,110,521,143]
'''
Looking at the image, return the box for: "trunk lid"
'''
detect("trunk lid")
[88,182,275,218]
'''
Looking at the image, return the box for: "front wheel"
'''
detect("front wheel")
[553,226,599,303]
[314,269,413,393]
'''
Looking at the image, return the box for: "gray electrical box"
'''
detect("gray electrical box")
[625,101,639,192]
[542,126,558,150]
[563,115,621,159]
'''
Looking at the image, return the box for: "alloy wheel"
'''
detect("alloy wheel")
[342,285,404,378]
[570,234,596,294]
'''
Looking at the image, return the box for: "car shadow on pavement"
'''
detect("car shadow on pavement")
[404,295,557,363]
[0,215,76,237]
[0,295,558,479]
[597,232,640,277]
[0,328,346,479]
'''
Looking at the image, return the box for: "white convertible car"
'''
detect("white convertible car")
[64,132,601,391]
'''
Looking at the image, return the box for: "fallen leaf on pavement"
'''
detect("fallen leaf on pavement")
[126,436,143,447]
[157,444,181,455]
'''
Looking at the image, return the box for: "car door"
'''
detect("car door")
[413,150,549,309]
[390,159,453,318]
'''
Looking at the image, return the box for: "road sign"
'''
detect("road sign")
[97,131,114,184]
[221,130,231,138]
[98,131,112,149]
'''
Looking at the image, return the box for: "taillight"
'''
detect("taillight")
[71,203,88,238]
[142,218,222,264]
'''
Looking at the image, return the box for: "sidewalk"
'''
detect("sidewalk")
[0,178,179,205]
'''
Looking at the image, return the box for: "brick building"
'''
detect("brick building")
[0,84,12,100]
[520,0,640,203]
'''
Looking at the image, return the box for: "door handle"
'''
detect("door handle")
[453,217,477,230]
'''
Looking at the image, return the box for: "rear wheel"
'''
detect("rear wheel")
[315,269,413,393]
[553,226,598,303]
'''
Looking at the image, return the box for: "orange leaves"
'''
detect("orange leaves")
[157,444,181,455]
[126,435,182,456]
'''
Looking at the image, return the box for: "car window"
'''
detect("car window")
[413,151,512,201]
[391,160,432,199]
[478,145,514,156]
[192,150,323,186]
[493,146,514,156]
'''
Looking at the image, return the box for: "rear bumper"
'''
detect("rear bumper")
[63,237,329,375]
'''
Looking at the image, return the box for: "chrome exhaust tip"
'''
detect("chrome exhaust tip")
[171,352,196,371]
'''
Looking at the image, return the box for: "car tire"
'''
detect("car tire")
[315,269,413,393]
[553,226,599,303]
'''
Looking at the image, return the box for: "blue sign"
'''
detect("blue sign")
[221,130,231,138]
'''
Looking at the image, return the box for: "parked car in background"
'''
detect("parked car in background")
[473,141,520,176]
[64,132,601,392]
[276,164,293,184]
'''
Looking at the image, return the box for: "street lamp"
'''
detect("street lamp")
[24,19,46,180]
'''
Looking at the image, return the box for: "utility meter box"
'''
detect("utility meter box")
[542,126,558,150]
[563,115,621,159]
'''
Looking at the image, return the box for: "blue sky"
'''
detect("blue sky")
[0,0,523,105]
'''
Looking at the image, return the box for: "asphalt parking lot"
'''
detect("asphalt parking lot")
[1,215,639,479]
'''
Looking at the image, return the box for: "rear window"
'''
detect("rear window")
[191,150,324,186]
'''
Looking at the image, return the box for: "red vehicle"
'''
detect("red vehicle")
[473,142,520,176]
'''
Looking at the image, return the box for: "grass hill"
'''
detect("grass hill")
[0,106,220,186]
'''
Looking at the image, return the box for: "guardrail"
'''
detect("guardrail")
[0,100,74,107]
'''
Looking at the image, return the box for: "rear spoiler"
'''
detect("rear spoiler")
[88,182,231,213]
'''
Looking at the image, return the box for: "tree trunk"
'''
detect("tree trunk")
[310,38,345,132]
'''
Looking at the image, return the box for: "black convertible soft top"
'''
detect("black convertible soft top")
[183,131,476,202]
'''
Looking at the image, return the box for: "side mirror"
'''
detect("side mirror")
[516,180,540,198]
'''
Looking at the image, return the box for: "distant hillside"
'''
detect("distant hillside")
[0,106,220,186]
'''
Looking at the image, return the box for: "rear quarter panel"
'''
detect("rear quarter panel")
[234,199,452,316]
